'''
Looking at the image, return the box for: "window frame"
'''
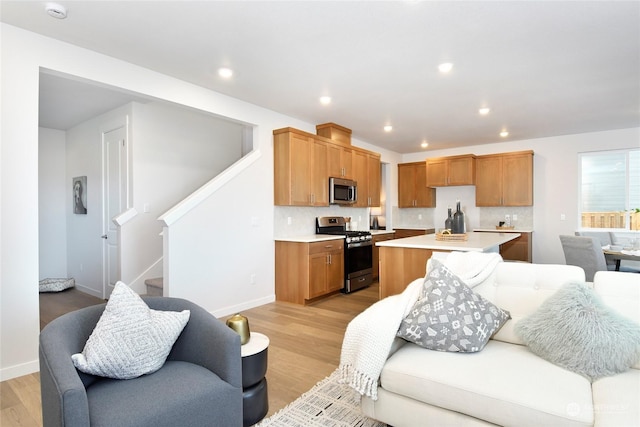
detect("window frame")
[578,148,640,231]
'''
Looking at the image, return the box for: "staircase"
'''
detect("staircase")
[144,277,163,296]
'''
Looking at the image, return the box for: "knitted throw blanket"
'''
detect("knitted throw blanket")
[338,278,423,400]
[339,251,503,400]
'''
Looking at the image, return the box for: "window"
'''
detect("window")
[579,149,640,230]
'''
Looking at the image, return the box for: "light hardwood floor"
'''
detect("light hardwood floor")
[1,284,379,426]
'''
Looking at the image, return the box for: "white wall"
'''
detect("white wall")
[39,128,68,278]
[44,99,248,299]
[401,127,640,264]
[0,23,319,380]
[126,101,246,292]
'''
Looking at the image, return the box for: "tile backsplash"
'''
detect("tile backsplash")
[479,207,533,229]
[274,205,534,238]
[274,206,370,237]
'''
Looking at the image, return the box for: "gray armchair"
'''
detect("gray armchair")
[39,297,242,427]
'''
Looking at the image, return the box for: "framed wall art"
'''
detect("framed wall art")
[73,176,87,214]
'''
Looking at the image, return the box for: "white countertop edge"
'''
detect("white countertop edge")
[370,230,396,236]
[376,231,520,251]
[474,228,534,233]
[393,226,436,230]
[275,235,345,243]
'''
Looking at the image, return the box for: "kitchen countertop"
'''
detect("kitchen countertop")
[376,231,520,252]
[370,230,396,236]
[275,235,344,243]
[392,226,436,230]
[475,228,534,233]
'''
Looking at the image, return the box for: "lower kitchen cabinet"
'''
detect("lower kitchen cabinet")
[475,230,532,262]
[275,240,344,304]
[372,232,396,280]
[499,232,532,262]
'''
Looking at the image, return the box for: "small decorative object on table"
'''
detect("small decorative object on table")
[445,207,453,231]
[436,230,468,241]
[452,200,465,234]
[226,313,251,344]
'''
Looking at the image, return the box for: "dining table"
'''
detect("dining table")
[603,247,640,271]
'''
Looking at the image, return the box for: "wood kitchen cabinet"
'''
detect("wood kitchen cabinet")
[327,142,353,179]
[475,230,532,262]
[275,239,344,304]
[398,162,436,207]
[500,232,532,262]
[353,150,381,207]
[475,151,533,206]
[273,128,328,206]
[425,154,476,187]
[372,232,396,280]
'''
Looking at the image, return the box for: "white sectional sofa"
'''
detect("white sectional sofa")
[361,262,640,427]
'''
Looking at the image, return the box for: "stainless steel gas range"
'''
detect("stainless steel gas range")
[316,216,373,293]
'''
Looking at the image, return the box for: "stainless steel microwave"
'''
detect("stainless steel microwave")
[329,177,357,205]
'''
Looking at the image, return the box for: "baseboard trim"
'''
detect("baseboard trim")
[211,295,275,319]
[0,359,39,382]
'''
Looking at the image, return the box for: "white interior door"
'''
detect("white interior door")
[103,126,127,299]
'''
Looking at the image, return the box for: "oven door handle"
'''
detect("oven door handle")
[347,240,373,249]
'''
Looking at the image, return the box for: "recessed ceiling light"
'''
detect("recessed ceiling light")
[319,96,332,105]
[479,107,491,115]
[218,67,233,78]
[384,125,393,132]
[438,62,453,73]
[45,2,67,19]
[500,130,509,137]
[421,141,429,148]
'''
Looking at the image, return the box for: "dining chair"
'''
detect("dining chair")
[559,235,610,282]
[575,231,617,269]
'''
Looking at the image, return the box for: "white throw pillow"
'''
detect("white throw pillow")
[72,281,190,379]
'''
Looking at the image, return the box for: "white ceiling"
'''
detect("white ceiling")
[2,1,639,153]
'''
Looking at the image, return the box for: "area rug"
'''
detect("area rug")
[255,369,386,426]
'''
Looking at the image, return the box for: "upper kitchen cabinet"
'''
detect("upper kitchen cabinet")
[475,150,534,206]
[316,122,352,145]
[398,162,436,207]
[327,142,353,179]
[273,128,328,206]
[353,149,381,207]
[425,154,476,187]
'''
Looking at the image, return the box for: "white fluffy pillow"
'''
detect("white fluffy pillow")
[72,281,190,379]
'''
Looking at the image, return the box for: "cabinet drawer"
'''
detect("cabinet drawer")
[309,240,343,255]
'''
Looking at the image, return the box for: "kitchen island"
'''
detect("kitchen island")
[377,231,520,298]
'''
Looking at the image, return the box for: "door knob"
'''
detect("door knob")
[101,234,108,239]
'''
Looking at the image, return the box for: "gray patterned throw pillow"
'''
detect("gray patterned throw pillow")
[397,259,510,352]
[72,281,190,379]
